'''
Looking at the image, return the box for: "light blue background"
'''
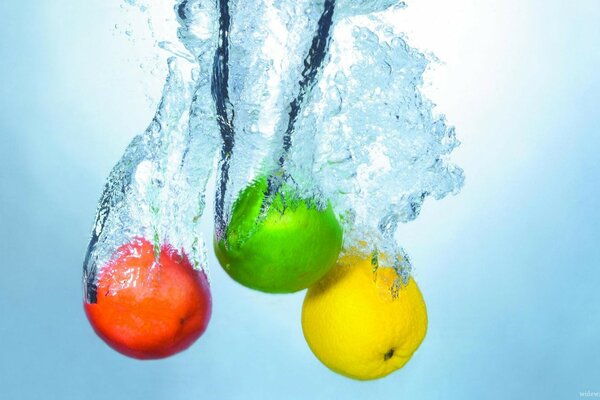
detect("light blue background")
[1,1,599,399]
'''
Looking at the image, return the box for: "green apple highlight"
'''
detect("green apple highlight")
[215,176,343,293]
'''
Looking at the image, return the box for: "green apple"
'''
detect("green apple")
[215,176,343,293]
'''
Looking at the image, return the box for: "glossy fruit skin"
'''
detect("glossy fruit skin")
[84,238,211,359]
[215,177,343,293]
[302,254,428,380]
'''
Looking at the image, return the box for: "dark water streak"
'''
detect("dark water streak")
[279,0,336,166]
[212,0,234,238]
[267,0,336,197]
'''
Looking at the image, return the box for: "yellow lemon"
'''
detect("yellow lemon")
[301,254,428,380]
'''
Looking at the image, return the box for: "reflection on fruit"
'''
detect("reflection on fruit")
[84,237,212,359]
[302,253,427,380]
[215,176,343,293]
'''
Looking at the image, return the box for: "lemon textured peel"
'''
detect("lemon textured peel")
[301,254,428,380]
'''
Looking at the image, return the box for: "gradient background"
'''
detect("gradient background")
[1,0,599,398]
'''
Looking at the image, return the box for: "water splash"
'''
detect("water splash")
[84,0,463,299]
[305,16,464,282]
[82,0,220,301]
[210,0,342,240]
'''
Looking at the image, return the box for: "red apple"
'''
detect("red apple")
[84,237,211,359]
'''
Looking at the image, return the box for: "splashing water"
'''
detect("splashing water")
[82,0,220,301]
[307,16,464,285]
[83,0,463,298]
